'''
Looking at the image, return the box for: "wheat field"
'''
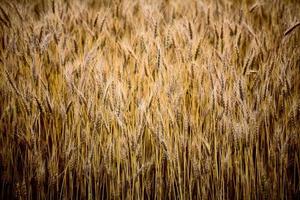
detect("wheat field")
[0,0,299,199]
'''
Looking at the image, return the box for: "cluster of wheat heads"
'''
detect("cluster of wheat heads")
[0,0,299,199]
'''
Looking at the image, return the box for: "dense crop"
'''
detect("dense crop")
[0,0,299,199]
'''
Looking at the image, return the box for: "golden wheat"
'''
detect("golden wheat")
[0,0,299,199]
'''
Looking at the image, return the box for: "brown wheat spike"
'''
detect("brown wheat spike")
[35,96,45,115]
[194,40,201,60]
[188,21,193,40]
[154,21,158,38]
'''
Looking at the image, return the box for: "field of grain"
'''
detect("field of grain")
[0,0,299,199]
